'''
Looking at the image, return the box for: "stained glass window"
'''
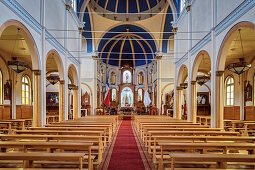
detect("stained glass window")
[22,75,31,105]
[225,76,234,106]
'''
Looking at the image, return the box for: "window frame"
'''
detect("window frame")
[225,75,235,106]
[21,74,31,105]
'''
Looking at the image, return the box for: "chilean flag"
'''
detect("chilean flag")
[104,76,111,107]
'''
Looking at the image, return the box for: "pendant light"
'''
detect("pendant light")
[196,54,211,86]
[227,29,251,75]
[46,74,60,85]
[8,28,29,73]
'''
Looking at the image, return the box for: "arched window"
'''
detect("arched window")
[138,89,143,102]
[111,88,117,102]
[225,76,234,106]
[123,70,131,84]
[110,72,116,85]
[0,70,2,104]
[22,75,31,105]
[138,72,144,85]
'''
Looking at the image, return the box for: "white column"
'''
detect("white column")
[41,0,46,126]
[32,70,41,127]
[211,0,217,127]
[240,74,245,120]
[176,86,183,119]
[186,2,192,121]
[173,27,178,118]
[64,2,70,120]
[215,71,224,128]
[92,56,98,115]
[190,81,197,123]
[73,86,78,119]
[156,55,162,115]
[11,71,16,119]
[59,80,65,121]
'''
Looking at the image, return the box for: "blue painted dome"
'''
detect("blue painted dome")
[89,0,167,21]
[98,24,157,67]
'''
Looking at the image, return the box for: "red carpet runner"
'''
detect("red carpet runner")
[106,120,148,170]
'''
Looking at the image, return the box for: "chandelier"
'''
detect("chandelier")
[46,74,60,85]
[227,29,251,75]
[196,75,210,86]
[180,83,188,89]
[8,58,29,73]
[8,28,29,73]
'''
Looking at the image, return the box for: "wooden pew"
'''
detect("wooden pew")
[0,141,93,169]
[168,153,255,170]
[148,135,255,155]
[0,134,103,164]
[144,131,239,146]
[0,152,89,170]
[28,126,111,144]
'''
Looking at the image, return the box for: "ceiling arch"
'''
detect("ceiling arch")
[98,24,157,67]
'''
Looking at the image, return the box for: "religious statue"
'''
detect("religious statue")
[245,81,252,101]
[4,81,11,100]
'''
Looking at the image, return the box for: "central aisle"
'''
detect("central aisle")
[107,120,148,170]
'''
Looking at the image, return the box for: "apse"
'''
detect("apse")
[98,24,157,67]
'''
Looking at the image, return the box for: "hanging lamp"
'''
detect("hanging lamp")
[196,74,210,86]
[46,74,60,85]
[8,28,29,73]
[227,29,251,75]
[196,54,211,86]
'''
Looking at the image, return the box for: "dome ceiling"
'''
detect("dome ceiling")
[89,0,167,21]
[98,24,157,67]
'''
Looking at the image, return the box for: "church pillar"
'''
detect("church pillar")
[190,81,197,123]
[211,0,217,128]
[186,1,192,122]
[176,86,183,119]
[215,71,224,128]
[11,71,16,119]
[240,74,245,120]
[32,70,41,127]
[59,80,65,121]
[92,55,98,115]
[73,86,78,119]
[156,55,162,115]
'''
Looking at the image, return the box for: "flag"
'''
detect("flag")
[144,74,151,107]
[104,76,111,107]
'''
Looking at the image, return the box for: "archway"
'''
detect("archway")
[45,50,64,122]
[176,65,188,120]
[0,21,41,126]
[81,83,92,116]
[192,51,211,125]
[121,87,133,107]
[216,21,255,128]
[67,64,79,120]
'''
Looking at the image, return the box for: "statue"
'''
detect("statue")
[245,81,252,101]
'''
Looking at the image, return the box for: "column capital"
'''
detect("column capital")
[92,55,99,60]
[191,81,197,85]
[172,27,178,33]
[216,71,224,77]
[186,4,191,12]
[32,70,41,76]
[73,85,79,90]
[59,80,65,84]
[155,55,162,60]
[177,86,183,90]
